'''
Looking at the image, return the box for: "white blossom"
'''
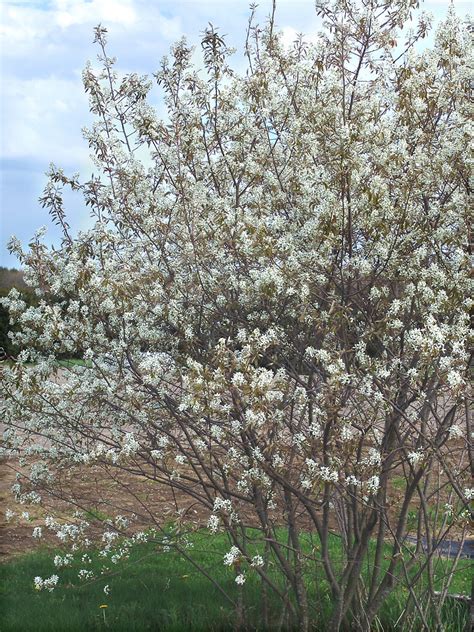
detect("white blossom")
[366,476,380,495]
[224,546,241,566]
[34,575,59,592]
[407,451,424,467]
[251,555,264,568]
[5,509,15,522]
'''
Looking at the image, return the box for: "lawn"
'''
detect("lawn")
[1,358,91,369]
[0,529,471,631]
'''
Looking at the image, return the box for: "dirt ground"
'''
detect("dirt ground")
[0,458,211,561]
[1,453,471,563]
[0,461,42,559]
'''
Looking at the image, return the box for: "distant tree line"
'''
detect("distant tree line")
[0,267,35,358]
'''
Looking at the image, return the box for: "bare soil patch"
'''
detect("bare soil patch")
[0,459,210,561]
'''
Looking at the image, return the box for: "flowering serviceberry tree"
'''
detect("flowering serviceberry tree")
[1,1,472,630]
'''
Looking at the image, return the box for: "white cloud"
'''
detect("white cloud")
[0,0,181,58]
[54,0,137,28]
[424,0,471,5]
[0,0,183,167]
[2,76,90,165]
[1,6,51,49]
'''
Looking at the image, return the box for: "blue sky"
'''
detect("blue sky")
[0,0,471,268]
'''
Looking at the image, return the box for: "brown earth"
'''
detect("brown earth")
[0,459,211,561]
[1,445,470,561]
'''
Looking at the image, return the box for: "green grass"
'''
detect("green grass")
[390,476,406,491]
[54,358,91,368]
[406,506,455,532]
[0,533,255,632]
[0,530,470,631]
[2,358,90,369]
